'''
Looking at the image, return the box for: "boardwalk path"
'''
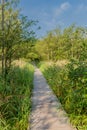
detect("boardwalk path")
[30,67,76,130]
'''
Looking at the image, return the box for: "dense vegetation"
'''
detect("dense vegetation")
[35,25,87,61]
[38,61,87,130]
[0,61,34,130]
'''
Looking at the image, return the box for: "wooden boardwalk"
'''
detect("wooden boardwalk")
[29,68,76,130]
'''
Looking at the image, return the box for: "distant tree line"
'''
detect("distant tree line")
[35,25,87,62]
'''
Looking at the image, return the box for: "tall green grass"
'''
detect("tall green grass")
[0,63,34,130]
[39,61,87,130]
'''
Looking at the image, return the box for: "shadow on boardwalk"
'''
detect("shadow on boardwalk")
[29,68,76,130]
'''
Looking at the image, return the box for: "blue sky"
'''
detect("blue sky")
[19,0,87,38]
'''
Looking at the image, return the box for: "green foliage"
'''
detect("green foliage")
[35,25,87,61]
[39,61,87,130]
[14,40,39,61]
[0,0,37,77]
[0,63,34,130]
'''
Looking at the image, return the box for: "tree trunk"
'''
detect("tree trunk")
[1,0,5,77]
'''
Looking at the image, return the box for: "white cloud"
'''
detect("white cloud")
[61,2,70,10]
[38,2,70,32]
[55,2,70,16]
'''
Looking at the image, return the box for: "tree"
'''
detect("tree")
[0,0,37,78]
[35,25,87,61]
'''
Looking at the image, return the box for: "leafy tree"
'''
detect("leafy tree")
[35,25,87,61]
[0,0,37,78]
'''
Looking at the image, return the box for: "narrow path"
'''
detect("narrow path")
[30,68,76,130]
